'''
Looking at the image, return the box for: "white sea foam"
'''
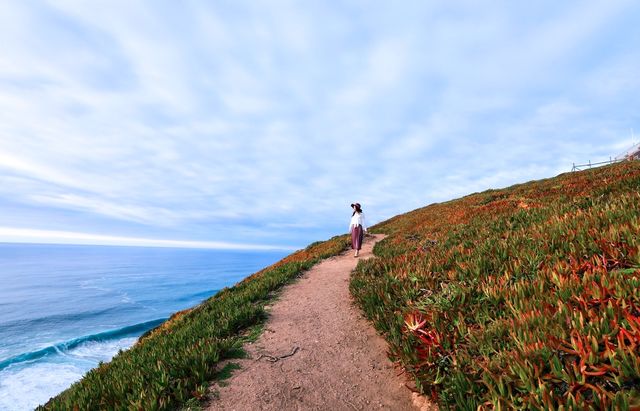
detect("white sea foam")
[120,292,133,303]
[0,362,82,411]
[0,337,137,411]
[68,337,137,362]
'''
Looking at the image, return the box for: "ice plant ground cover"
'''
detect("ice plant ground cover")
[41,236,349,410]
[352,161,640,409]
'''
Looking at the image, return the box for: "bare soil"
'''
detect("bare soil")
[206,234,436,411]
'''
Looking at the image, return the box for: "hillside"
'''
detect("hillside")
[41,237,350,410]
[42,161,640,410]
[353,161,640,409]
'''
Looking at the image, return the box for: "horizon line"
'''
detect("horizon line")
[0,227,301,251]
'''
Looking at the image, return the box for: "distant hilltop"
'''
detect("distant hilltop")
[615,141,640,161]
[573,139,639,171]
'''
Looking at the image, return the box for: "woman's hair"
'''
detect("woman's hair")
[351,203,362,216]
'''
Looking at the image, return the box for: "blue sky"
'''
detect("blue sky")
[0,1,639,250]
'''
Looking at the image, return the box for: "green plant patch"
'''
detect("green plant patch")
[352,161,640,409]
[41,235,349,410]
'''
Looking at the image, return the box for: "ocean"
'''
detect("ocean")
[0,243,289,411]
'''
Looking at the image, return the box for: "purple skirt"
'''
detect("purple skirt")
[351,225,364,250]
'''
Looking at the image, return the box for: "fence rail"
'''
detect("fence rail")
[573,134,640,171]
[571,158,623,172]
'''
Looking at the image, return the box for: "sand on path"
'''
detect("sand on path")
[206,234,435,411]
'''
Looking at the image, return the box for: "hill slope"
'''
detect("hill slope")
[42,237,349,410]
[352,161,640,409]
[43,161,640,410]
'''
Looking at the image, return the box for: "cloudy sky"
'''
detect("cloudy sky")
[0,1,638,250]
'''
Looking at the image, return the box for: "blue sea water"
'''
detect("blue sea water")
[0,243,288,411]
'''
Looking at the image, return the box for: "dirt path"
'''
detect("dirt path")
[206,234,435,411]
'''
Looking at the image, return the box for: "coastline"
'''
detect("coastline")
[0,246,288,411]
[39,235,349,409]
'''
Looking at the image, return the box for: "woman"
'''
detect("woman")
[349,203,367,257]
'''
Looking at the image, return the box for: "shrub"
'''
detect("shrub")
[353,161,640,409]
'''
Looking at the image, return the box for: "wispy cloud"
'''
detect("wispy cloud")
[0,1,638,247]
[0,227,297,251]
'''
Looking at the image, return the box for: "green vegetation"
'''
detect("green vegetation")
[41,235,349,410]
[352,161,640,409]
[42,160,640,410]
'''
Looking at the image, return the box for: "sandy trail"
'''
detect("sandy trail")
[206,234,434,411]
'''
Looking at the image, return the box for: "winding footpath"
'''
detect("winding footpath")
[206,234,436,411]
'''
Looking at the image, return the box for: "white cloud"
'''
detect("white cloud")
[0,226,297,250]
[334,37,411,107]
[0,1,638,246]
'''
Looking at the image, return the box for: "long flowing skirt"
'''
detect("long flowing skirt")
[351,225,364,250]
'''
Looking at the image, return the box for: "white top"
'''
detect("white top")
[349,212,367,232]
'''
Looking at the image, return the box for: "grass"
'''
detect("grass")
[41,160,640,410]
[351,161,640,409]
[40,234,349,410]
